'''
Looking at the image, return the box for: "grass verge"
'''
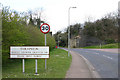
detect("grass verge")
[82,43,119,49]
[2,49,72,78]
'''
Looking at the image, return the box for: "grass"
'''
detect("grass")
[2,49,72,78]
[0,50,1,80]
[82,43,119,49]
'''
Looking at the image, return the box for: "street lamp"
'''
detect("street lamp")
[68,7,77,57]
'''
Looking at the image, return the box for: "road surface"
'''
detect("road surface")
[61,48,118,78]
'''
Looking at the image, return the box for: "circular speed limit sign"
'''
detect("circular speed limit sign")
[40,23,50,34]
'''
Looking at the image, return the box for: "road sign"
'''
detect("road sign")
[40,23,50,69]
[40,23,50,34]
[10,46,49,59]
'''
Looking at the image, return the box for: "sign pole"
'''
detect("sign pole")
[40,23,50,70]
[45,34,47,69]
[35,59,38,74]
[23,59,25,73]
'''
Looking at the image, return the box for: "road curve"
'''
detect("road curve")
[71,48,118,78]
[60,47,118,78]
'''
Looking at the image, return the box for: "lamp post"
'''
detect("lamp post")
[68,7,77,57]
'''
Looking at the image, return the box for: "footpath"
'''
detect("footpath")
[65,51,100,78]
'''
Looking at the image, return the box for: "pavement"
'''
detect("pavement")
[65,51,100,78]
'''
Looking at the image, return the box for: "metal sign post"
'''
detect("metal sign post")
[45,34,47,69]
[35,59,38,74]
[23,59,25,73]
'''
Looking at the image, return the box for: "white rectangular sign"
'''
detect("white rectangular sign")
[10,46,49,58]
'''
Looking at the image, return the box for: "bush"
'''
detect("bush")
[105,39,115,44]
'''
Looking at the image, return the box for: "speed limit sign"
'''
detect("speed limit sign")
[40,23,50,34]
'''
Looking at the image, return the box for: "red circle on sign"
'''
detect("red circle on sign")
[40,23,50,34]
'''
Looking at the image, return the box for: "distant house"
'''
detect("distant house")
[72,35,103,48]
[70,28,104,48]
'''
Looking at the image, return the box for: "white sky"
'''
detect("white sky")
[1,0,119,34]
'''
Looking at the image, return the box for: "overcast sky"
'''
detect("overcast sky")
[1,0,119,34]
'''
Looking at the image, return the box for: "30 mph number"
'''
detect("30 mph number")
[42,26,49,31]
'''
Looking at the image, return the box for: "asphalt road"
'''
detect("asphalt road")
[61,48,118,78]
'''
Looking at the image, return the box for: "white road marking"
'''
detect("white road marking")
[103,55,113,60]
[85,51,90,53]
[94,52,99,55]
[85,50,114,60]
[85,51,99,55]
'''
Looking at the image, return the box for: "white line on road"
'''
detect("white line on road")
[85,51,90,53]
[85,51,99,55]
[103,55,113,60]
[94,52,99,55]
